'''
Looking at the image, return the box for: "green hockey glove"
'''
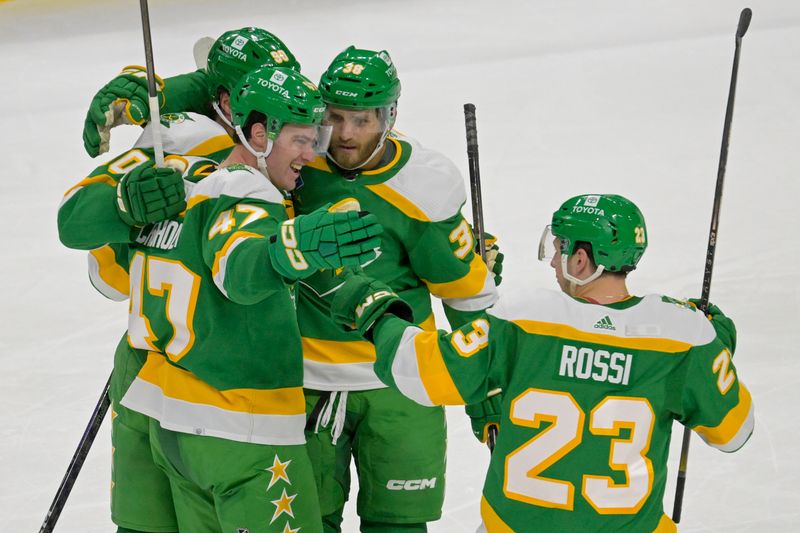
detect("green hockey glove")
[465,390,502,443]
[83,66,165,157]
[476,231,504,286]
[116,164,186,227]
[688,298,737,355]
[330,270,413,340]
[269,208,383,280]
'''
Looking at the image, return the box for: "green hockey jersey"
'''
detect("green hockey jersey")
[118,164,307,445]
[370,290,754,532]
[293,133,498,390]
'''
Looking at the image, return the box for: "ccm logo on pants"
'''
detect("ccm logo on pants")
[386,478,437,491]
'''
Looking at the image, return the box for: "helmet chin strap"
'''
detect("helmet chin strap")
[235,125,273,178]
[561,254,605,293]
[213,101,233,129]
[327,104,397,171]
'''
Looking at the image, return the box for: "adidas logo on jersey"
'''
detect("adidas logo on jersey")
[594,315,615,331]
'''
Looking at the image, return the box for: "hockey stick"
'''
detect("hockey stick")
[138,0,165,166]
[464,103,498,452]
[39,374,112,533]
[671,7,752,524]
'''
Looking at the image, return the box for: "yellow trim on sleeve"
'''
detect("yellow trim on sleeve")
[511,320,693,353]
[184,134,234,157]
[423,254,489,299]
[211,231,263,279]
[63,173,116,198]
[365,183,430,221]
[480,496,515,533]
[415,331,465,405]
[301,337,376,364]
[90,246,129,296]
[138,352,306,415]
[186,195,210,210]
[694,384,753,446]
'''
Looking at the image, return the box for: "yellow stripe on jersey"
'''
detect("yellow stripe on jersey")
[186,194,210,210]
[138,352,305,415]
[89,245,129,296]
[693,384,753,446]
[480,496,515,533]
[422,254,490,299]
[365,183,430,222]
[211,231,263,279]
[304,155,333,172]
[415,331,465,405]
[184,134,234,157]
[419,313,437,331]
[301,337,377,364]
[511,320,693,353]
[63,173,116,197]
[653,514,678,533]
[362,137,403,175]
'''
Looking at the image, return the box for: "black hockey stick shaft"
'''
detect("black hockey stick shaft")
[672,7,751,524]
[138,0,164,166]
[464,103,498,452]
[39,373,112,533]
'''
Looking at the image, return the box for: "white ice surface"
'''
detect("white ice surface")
[1,0,799,531]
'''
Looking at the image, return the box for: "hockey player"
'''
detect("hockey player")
[329,194,753,532]
[116,65,381,533]
[58,28,302,533]
[292,47,501,533]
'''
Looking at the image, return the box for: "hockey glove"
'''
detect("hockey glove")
[476,231,504,286]
[269,208,383,280]
[83,66,165,157]
[116,164,186,227]
[330,270,413,340]
[688,298,737,355]
[465,390,502,443]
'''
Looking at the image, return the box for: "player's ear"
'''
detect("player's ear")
[249,122,267,148]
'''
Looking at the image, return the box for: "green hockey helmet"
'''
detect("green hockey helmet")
[318,46,401,109]
[229,66,330,173]
[206,27,300,124]
[539,194,647,284]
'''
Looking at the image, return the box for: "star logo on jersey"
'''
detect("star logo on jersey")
[265,454,292,490]
[593,315,616,331]
[270,488,297,524]
[281,523,301,533]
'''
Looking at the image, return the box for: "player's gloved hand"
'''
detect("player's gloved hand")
[687,298,737,355]
[330,269,414,340]
[465,391,502,443]
[476,231,504,286]
[83,66,165,157]
[269,207,383,280]
[116,164,186,227]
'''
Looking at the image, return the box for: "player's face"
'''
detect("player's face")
[266,124,319,191]
[324,107,385,169]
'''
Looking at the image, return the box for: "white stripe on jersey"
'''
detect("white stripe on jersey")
[121,377,306,445]
[488,289,716,348]
[390,326,436,407]
[442,270,498,312]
